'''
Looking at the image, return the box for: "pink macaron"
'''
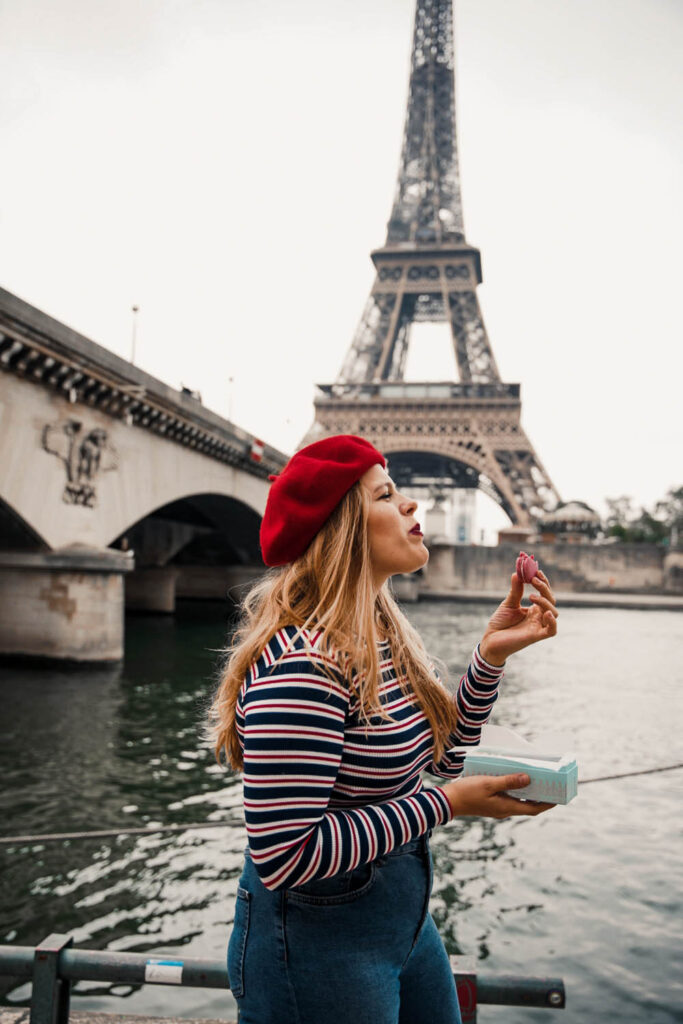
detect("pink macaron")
[516,550,539,584]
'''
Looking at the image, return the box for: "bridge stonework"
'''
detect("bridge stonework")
[0,370,272,551]
[0,287,287,662]
[0,548,132,662]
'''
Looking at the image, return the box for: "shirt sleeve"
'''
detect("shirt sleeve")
[241,648,452,891]
[425,644,504,779]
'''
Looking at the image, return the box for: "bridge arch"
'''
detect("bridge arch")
[102,460,267,551]
[112,491,263,567]
[0,494,50,552]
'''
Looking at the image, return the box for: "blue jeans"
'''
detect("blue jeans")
[227,831,462,1024]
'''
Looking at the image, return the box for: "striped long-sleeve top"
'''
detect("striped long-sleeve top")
[236,625,503,891]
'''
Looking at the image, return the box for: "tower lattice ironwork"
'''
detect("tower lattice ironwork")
[302,0,560,526]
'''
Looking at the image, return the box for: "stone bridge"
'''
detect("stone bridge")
[0,287,288,662]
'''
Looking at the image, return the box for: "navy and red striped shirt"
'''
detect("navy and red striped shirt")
[236,625,503,891]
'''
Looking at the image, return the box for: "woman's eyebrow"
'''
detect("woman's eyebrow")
[372,481,394,494]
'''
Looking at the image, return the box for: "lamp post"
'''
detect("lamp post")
[131,305,139,364]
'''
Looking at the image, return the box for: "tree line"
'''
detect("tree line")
[605,486,682,545]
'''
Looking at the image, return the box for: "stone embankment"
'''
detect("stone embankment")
[427,541,680,593]
[392,541,683,610]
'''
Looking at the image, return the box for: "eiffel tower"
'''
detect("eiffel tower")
[302,0,560,527]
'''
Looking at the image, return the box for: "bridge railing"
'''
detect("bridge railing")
[0,933,565,1024]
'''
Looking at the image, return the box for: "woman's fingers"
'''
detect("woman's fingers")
[488,776,554,816]
[531,571,557,606]
[503,571,524,608]
[491,773,530,792]
[530,602,558,637]
[445,775,556,819]
[496,795,554,817]
[528,594,559,619]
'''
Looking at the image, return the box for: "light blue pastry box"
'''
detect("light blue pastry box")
[462,752,578,805]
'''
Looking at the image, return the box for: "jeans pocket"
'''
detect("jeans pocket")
[286,859,377,906]
[227,886,250,998]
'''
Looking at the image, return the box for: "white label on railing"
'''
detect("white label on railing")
[145,959,183,984]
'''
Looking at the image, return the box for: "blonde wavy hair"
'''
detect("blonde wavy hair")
[208,480,459,772]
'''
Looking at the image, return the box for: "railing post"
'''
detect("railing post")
[451,955,477,1023]
[30,934,73,1024]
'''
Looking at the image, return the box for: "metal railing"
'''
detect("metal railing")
[316,381,521,401]
[0,934,565,1024]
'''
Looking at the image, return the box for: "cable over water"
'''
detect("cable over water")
[1,762,681,847]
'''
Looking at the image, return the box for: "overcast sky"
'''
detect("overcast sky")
[1,0,681,529]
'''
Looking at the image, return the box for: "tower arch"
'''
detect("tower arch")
[382,447,515,523]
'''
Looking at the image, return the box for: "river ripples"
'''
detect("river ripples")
[1,599,682,1023]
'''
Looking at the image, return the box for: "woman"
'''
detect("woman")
[210,434,558,1024]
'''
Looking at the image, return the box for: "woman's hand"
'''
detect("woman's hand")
[442,774,554,819]
[478,569,558,666]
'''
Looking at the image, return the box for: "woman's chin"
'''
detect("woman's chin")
[406,546,429,572]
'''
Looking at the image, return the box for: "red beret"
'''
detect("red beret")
[260,434,386,566]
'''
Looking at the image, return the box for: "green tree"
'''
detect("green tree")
[655,486,683,548]
[604,486,681,545]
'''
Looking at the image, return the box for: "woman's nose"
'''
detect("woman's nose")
[400,495,418,514]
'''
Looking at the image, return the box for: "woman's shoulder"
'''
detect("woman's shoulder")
[238,626,349,712]
[251,624,346,680]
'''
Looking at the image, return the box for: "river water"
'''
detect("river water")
[1,599,682,1023]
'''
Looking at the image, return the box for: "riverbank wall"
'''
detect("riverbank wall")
[418,541,682,597]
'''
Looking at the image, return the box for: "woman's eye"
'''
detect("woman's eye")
[381,491,392,500]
